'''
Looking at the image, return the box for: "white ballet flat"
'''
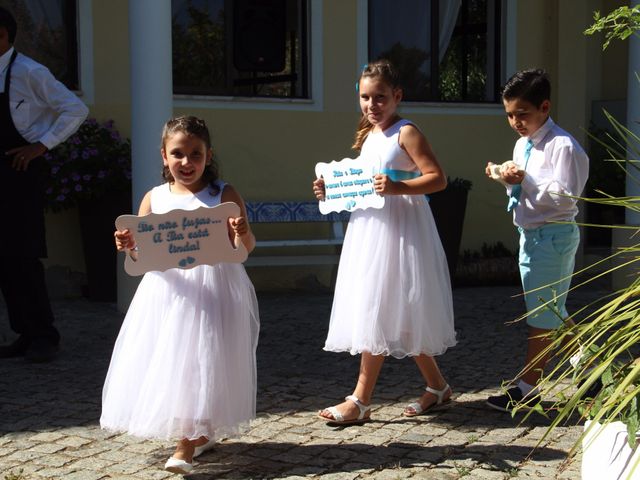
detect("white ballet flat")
[403,383,452,417]
[164,456,193,474]
[194,439,215,458]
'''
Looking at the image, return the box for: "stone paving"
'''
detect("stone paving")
[0,282,608,480]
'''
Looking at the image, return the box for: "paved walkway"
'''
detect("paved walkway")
[0,283,607,480]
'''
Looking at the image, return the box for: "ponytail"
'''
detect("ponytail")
[352,115,374,151]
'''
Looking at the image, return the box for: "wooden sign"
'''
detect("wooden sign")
[115,202,248,276]
[315,156,384,214]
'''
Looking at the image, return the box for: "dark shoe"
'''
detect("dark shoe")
[0,336,31,358]
[486,386,541,413]
[578,378,603,400]
[25,339,59,363]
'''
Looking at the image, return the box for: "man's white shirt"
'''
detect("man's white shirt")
[0,47,88,150]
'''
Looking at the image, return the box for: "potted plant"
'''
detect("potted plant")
[511,7,640,478]
[429,176,472,282]
[44,118,132,301]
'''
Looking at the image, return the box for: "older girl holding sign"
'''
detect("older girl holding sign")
[101,116,259,474]
[313,60,456,424]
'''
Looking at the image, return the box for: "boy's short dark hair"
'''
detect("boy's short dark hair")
[0,7,17,44]
[501,69,550,107]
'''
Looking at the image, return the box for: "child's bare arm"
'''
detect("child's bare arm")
[383,124,446,195]
[221,185,256,253]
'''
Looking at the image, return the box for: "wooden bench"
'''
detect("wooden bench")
[244,201,350,267]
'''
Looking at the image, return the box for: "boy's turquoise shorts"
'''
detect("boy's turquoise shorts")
[518,223,580,330]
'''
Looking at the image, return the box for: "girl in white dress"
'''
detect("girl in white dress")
[313,60,456,424]
[101,116,259,474]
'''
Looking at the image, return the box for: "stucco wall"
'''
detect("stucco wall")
[42,0,629,294]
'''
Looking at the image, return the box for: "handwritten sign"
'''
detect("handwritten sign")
[115,202,248,276]
[315,157,384,214]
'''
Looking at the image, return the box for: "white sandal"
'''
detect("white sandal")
[319,395,372,425]
[403,384,452,417]
[194,439,215,458]
[164,456,193,474]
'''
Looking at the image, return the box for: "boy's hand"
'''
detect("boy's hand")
[485,162,496,178]
[312,177,326,200]
[114,229,136,251]
[500,162,525,185]
[229,216,248,236]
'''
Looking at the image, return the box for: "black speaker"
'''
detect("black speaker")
[233,0,287,72]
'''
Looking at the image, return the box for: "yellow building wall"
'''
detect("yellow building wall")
[42,0,630,290]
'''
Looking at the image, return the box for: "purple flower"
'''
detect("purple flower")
[60,178,68,184]
[72,136,81,145]
[89,148,98,156]
[56,194,66,201]
[45,187,53,194]
[83,174,91,181]
[72,173,80,181]
[82,150,90,160]
[97,170,106,179]
[51,166,59,174]
[74,184,82,192]
[70,150,78,159]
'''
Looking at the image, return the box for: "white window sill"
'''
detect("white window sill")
[173,94,320,111]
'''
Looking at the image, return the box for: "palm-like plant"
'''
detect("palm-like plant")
[510,8,640,477]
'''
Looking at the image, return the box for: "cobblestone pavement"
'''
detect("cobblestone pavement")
[0,283,608,480]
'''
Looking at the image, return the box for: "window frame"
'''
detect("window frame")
[358,0,516,114]
[171,0,311,101]
[3,0,81,91]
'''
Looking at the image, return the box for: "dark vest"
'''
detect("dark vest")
[0,50,47,257]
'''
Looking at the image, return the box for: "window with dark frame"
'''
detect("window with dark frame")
[0,0,79,90]
[172,0,309,99]
[369,0,503,103]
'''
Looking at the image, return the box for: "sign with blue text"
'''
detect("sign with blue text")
[115,202,248,276]
[315,156,384,214]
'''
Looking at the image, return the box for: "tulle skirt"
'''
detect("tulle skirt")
[324,194,456,358]
[100,264,259,441]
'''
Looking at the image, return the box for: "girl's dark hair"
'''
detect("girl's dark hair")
[352,59,401,151]
[0,7,17,44]
[501,69,551,107]
[160,116,220,192]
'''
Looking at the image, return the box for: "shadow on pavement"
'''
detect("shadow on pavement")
[146,441,570,479]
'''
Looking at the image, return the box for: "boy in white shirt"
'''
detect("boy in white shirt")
[485,69,589,412]
[0,7,88,362]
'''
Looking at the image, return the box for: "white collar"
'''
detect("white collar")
[528,117,555,146]
[0,47,15,75]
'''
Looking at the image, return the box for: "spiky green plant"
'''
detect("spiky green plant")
[508,83,640,480]
[506,8,640,478]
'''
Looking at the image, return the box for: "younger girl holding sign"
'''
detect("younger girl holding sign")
[101,116,259,474]
[313,60,456,424]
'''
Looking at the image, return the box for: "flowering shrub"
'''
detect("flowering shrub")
[44,118,131,212]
